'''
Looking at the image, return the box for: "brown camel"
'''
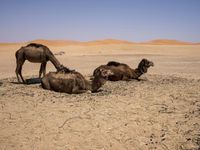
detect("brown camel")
[15,43,64,83]
[41,68,113,94]
[93,58,154,81]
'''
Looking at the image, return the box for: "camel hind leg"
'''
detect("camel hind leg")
[15,64,21,83]
[19,62,25,83]
[15,59,25,83]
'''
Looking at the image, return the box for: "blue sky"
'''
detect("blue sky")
[0,0,200,42]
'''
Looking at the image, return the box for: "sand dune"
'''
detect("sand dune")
[141,39,196,45]
[1,39,196,47]
[30,39,199,46]
[83,39,135,45]
[29,39,82,46]
[28,39,135,46]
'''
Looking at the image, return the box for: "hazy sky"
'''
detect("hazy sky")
[0,0,200,42]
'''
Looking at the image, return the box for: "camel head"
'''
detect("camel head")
[91,69,113,92]
[138,58,154,74]
[56,64,65,71]
[56,65,75,73]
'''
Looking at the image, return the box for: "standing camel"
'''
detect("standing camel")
[93,58,154,81]
[15,43,64,83]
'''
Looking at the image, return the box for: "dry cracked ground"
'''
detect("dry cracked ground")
[0,74,200,150]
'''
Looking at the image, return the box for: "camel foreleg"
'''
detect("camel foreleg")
[39,62,47,78]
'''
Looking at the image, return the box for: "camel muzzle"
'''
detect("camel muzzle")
[149,61,154,67]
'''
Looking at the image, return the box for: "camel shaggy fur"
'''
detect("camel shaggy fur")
[41,68,113,94]
[93,58,154,81]
[15,43,64,83]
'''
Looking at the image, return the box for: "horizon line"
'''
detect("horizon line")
[0,38,200,44]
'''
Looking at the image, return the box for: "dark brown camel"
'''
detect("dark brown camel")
[41,68,113,94]
[15,43,64,83]
[93,58,154,81]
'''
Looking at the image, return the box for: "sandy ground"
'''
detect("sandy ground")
[0,43,200,149]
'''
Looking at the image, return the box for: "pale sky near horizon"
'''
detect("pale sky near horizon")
[0,0,200,42]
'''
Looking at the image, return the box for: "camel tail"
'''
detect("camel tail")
[15,50,22,62]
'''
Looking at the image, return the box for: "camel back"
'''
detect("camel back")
[107,61,121,66]
[26,43,61,69]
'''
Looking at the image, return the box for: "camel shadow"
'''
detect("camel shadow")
[11,78,41,85]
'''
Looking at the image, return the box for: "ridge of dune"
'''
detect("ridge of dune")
[28,39,82,46]
[141,39,196,45]
[27,39,200,46]
[30,39,135,46]
[83,39,135,45]
[0,39,200,47]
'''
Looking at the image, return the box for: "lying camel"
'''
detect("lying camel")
[15,43,64,83]
[93,58,154,81]
[41,68,113,94]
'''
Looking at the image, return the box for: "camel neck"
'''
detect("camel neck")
[91,77,106,92]
[85,80,92,91]
[133,68,143,79]
[48,54,61,70]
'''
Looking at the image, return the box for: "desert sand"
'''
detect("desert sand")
[0,40,200,150]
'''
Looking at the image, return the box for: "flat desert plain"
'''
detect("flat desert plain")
[0,41,200,150]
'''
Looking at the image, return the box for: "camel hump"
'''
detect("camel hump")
[26,43,53,55]
[57,65,75,74]
[26,43,46,48]
[107,61,121,66]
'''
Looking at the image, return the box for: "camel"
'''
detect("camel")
[93,58,154,81]
[41,68,113,94]
[15,43,64,83]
